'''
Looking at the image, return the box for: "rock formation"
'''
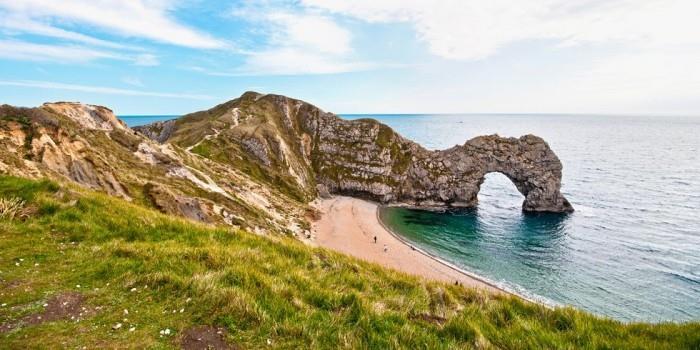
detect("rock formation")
[136,92,573,213]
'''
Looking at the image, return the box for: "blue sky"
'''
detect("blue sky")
[1,0,699,115]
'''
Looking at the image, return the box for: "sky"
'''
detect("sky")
[0,0,699,115]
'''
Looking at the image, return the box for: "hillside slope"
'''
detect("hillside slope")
[0,176,697,349]
[0,102,309,236]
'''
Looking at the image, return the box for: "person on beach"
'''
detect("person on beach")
[383,244,388,253]
[374,236,377,244]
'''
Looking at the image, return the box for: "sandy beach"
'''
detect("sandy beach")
[310,196,508,294]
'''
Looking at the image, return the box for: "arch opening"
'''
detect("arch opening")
[477,172,525,211]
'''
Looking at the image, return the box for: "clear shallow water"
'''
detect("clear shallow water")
[123,114,700,322]
[350,114,700,323]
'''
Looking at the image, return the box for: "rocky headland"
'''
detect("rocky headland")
[135,91,573,213]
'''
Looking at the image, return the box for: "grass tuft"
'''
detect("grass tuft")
[0,196,25,220]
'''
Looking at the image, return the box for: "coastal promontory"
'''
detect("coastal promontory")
[136,91,573,213]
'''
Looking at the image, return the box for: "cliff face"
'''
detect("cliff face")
[0,102,311,235]
[136,92,573,213]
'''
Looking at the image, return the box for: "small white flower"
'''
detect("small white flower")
[179,308,184,313]
[129,327,136,332]
[123,309,129,315]
[113,323,122,330]
[130,288,137,292]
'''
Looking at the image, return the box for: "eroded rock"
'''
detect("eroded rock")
[145,183,210,222]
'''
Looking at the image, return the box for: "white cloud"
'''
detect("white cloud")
[302,0,700,60]
[0,40,159,66]
[0,14,140,50]
[230,4,365,75]
[121,76,144,87]
[0,80,215,100]
[0,0,225,49]
[236,48,375,76]
[546,51,700,113]
[0,40,122,63]
[133,54,160,66]
[265,12,351,55]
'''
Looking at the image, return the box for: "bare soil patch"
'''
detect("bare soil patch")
[0,292,91,333]
[181,326,237,350]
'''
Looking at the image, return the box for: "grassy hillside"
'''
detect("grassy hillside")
[0,176,698,349]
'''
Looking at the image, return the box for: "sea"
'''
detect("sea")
[122,113,700,323]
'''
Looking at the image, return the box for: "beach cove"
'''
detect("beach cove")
[310,196,508,295]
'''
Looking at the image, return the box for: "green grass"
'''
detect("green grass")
[0,176,698,349]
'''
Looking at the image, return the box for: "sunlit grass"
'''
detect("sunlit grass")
[0,175,698,349]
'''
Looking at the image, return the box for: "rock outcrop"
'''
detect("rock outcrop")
[43,102,126,131]
[137,92,573,213]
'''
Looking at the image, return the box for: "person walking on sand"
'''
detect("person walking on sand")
[374,236,377,244]
[383,244,388,253]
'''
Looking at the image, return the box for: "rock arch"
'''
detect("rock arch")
[433,134,574,213]
[306,108,574,213]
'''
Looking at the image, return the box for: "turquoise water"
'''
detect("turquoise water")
[122,114,700,322]
[120,115,178,126]
[353,114,699,323]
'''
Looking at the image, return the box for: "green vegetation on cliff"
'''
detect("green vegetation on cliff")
[1,176,698,349]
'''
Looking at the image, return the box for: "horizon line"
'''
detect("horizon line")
[118,112,700,118]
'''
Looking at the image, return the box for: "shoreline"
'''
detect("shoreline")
[375,206,531,301]
[310,196,531,299]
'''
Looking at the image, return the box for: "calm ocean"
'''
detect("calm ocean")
[123,113,700,323]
